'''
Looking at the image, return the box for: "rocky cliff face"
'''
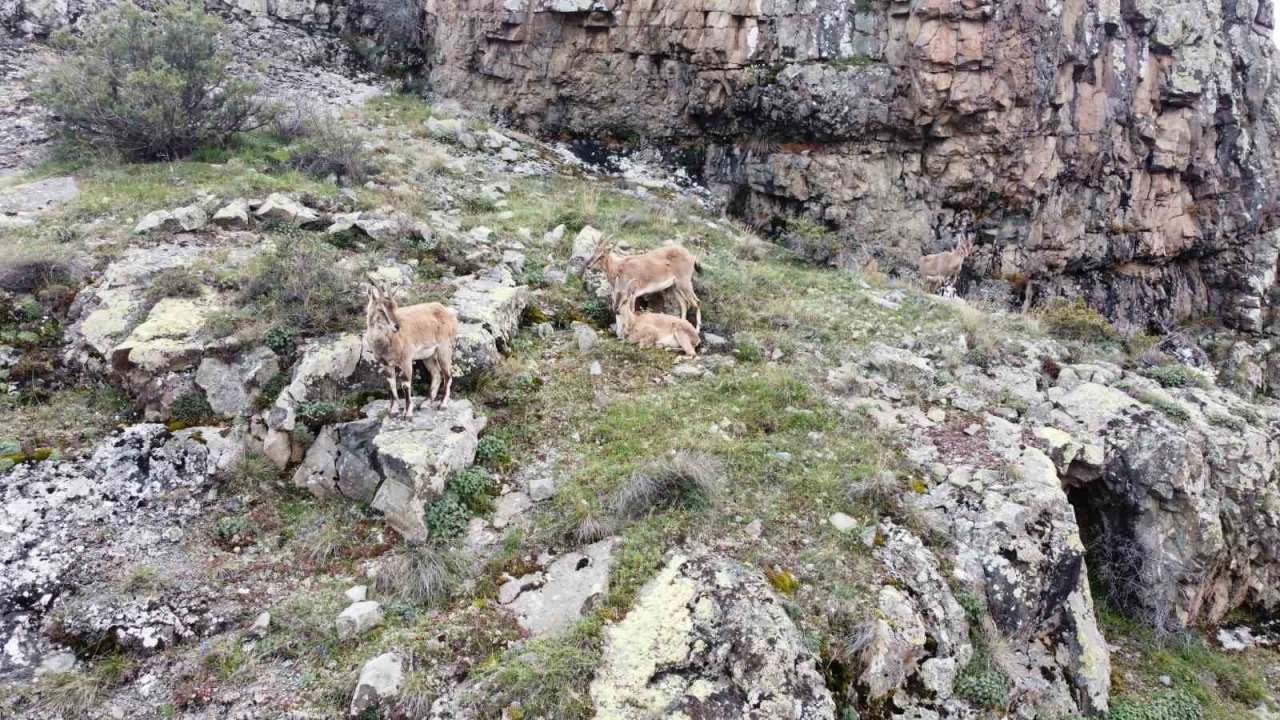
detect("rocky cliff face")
[414,0,1280,332]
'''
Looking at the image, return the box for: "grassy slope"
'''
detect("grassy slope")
[1,94,1276,719]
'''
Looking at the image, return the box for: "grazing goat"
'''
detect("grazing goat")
[584,238,702,330]
[613,281,701,357]
[919,238,975,293]
[364,280,458,416]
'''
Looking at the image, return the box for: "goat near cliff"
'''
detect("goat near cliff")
[919,238,975,293]
[364,280,458,416]
[613,281,701,357]
[584,238,702,330]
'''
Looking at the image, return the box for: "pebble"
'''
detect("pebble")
[589,361,603,376]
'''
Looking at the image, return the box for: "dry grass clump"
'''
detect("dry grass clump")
[611,450,722,519]
[375,543,471,607]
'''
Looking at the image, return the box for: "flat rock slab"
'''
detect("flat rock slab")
[502,537,616,636]
[0,175,77,215]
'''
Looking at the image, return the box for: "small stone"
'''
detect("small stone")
[1158,674,1172,687]
[572,322,598,351]
[963,424,982,436]
[926,408,946,423]
[532,322,555,339]
[336,601,384,640]
[38,651,76,674]
[345,585,368,603]
[828,512,857,533]
[349,653,403,716]
[744,519,763,537]
[543,224,566,244]
[703,332,729,350]
[589,361,603,376]
[211,198,250,228]
[528,474,556,502]
[672,364,703,379]
[470,226,493,243]
[249,612,271,637]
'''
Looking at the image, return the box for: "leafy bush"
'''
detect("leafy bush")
[239,235,360,336]
[38,2,260,160]
[1037,298,1117,344]
[296,398,357,428]
[578,298,613,329]
[450,467,496,513]
[424,494,470,540]
[781,216,843,265]
[287,117,375,182]
[170,392,215,425]
[1144,364,1198,389]
[475,431,512,468]
[262,325,298,356]
[145,267,204,302]
[210,514,254,547]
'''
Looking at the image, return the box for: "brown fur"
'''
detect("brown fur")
[613,283,700,357]
[364,284,458,416]
[585,239,701,329]
[919,238,975,293]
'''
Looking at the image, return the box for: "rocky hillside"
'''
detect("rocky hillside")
[1,3,1280,720]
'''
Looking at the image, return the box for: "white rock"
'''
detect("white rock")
[345,585,368,603]
[336,601,384,640]
[828,512,857,533]
[349,652,403,716]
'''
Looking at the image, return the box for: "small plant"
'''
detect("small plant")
[954,588,986,622]
[781,215,843,265]
[120,564,163,594]
[578,298,613,329]
[169,392,215,427]
[145,267,204,302]
[262,325,298,356]
[450,466,496,513]
[551,209,588,234]
[1144,364,1199,389]
[229,451,278,486]
[374,543,469,606]
[39,655,135,717]
[296,398,355,428]
[287,117,375,182]
[38,2,260,160]
[1037,298,1117,344]
[239,235,360,336]
[210,514,253,547]
[253,372,290,411]
[475,431,512,468]
[1135,391,1191,422]
[765,566,800,594]
[424,494,470,540]
[611,450,721,519]
[954,663,1008,710]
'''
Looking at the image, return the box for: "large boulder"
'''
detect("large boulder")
[292,400,486,541]
[194,347,280,417]
[451,266,530,382]
[589,552,836,719]
[500,538,616,635]
[0,425,222,679]
[350,652,403,716]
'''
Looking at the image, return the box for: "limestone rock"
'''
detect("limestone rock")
[336,600,384,639]
[195,347,279,417]
[350,652,403,716]
[253,192,320,224]
[211,198,250,228]
[589,552,835,719]
[503,538,615,635]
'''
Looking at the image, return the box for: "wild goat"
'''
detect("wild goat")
[584,238,702,330]
[919,237,975,293]
[613,281,701,357]
[364,280,458,416]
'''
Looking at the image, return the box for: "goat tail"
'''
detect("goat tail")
[694,260,703,274]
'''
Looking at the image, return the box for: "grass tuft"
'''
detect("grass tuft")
[611,450,721,519]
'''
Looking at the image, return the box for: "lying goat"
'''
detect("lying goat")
[585,238,702,329]
[919,238,975,293]
[613,281,701,357]
[364,280,458,416]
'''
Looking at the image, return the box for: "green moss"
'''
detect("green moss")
[1135,391,1191,423]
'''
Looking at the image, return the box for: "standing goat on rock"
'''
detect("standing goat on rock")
[585,238,702,330]
[613,280,701,357]
[919,237,975,294]
[363,278,458,416]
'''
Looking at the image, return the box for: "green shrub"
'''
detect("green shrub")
[1136,391,1190,423]
[253,372,290,411]
[38,2,259,160]
[450,467,496,513]
[578,298,613,329]
[1144,364,1200,389]
[1105,691,1201,720]
[262,326,298,356]
[551,209,588,234]
[287,117,375,182]
[782,216,843,265]
[145,267,204,302]
[424,494,469,540]
[475,431,511,468]
[170,392,215,425]
[239,235,360,336]
[210,514,253,547]
[1037,298,1117,344]
[296,398,356,428]
[954,662,1008,710]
